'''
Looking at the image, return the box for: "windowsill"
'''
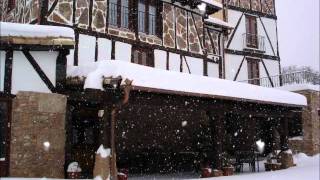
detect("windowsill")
[243,47,265,54]
[138,32,160,39]
[108,25,133,33]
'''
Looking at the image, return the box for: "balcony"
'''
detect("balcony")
[239,71,320,88]
[242,33,266,53]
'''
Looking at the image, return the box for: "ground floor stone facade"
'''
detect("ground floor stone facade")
[289,90,320,156]
[9,91,67,178]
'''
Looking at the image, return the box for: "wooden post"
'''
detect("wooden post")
[280,117,289,151]
[209,112,224,170]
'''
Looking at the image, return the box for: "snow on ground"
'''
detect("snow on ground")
[130,154,319,180]
[0,154,318,180]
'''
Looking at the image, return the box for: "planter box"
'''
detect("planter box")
[222,167,234,176]
[212,170,223,177]
[265,163,282,171]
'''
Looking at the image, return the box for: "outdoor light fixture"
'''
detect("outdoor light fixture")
[103,76,122,90]
[256,139,265,154]
[43,141,50,151]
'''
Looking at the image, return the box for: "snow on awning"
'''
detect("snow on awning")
[205,17,233,29]
[0,22,74,46]
[67,61,307,107]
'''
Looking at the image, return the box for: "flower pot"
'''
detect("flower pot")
[265,163,281,171]
[201,168,212,178]
[67,172,81,179]
[222,166,234,176]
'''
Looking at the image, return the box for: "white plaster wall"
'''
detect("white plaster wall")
[169,53,181,72]
[0,51,5,91]
[227,10,245,51]
[258,17,278,56]
[115,42,131,62]
[263,60,280,77]
[98,38,112,61]
[225,54,248,81]
[78,34,96,65]
[185,57,203,76]
[207,62,219,78]
[228,10,279,57]
[154,50,167,70]
[12,51,51,94]
[67,49,74,66]
[30,51,58,86]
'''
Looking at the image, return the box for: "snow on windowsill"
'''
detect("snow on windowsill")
[67,60,307,107]
[204,17,233,29]
[0,22,74,39]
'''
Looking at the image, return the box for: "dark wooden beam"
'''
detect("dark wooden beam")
[227,5,277,20]
[225,49,280,61]
[4,50,13,94]
[233,55,246,81]
[258,16,276,56]
[226,12,244,48]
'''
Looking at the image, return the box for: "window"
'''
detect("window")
[138,0,157,35]
[7,0,15,12]
[247,58,260,85]
[132,46,154,67]
[245,15,258,48]
[109,0,129,28]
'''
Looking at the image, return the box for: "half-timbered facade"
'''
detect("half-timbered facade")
[1,0,230,78]
[0,0,309,179]
[223,0,280,87]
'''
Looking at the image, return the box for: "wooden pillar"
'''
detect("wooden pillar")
[209,112,224,170]
[280,117,289,151]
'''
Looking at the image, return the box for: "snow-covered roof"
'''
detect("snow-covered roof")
[0,22,74,39]
[201,0,223,9]
[205,17,233,29]
[67,61,307,107]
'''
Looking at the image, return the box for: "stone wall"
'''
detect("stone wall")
[1,0,39,23]
[226,0,275,15]
[289,90,320,156]
[9,92,67,178]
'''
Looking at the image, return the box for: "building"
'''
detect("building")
[0,0,308,178]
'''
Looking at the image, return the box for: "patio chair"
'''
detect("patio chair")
[234,151,256,172]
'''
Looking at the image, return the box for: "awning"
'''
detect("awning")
[67,61,307,107]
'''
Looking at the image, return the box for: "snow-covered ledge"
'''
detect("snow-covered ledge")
[278,84,320,92]
[0,22,74,46]
[67,61,307,107]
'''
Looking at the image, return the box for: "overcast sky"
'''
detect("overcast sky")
[276,0,319,70]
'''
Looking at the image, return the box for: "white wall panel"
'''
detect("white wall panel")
[207,62,219,78]
[225,54,248,81]
[185,57,203,76]
[154,50,167,70]
[98,38,112,61]
[12,51,51,94]
[78,34,96,65]
[0,51,5,91]
[30,51,58,86]
[115,42,131,62]
[169,53,181,72]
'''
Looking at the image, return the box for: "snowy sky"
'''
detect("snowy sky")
[276,0,319,70]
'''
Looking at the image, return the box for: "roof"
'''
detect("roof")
[67,61,307,107]
[205,17,233,29]
[0,22,74,46]
[201,0,223,9]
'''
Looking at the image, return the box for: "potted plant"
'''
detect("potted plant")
[265,151,282,171]
[221,152,234,176]
[67,162,82,179]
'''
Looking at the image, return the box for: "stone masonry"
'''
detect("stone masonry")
[9,92,67,178]
[289,90,320,156]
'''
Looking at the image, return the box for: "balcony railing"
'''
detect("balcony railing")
[242,33,266,52]
[239,71,320,88]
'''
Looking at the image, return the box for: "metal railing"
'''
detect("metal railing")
[239,71,320,88]
[242,33,266,52]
